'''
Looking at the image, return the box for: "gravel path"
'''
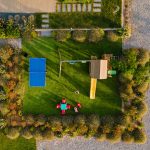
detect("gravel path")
[123,0,150,49]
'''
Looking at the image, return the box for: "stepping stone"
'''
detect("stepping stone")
[77,4,82,12]
[67,4,72,12]
[94,0,101,2]
[41,24,49,28]
[93,3,101,7]
[57,4,61,12]
[82,4,86,12]
[62,4,67,12]
[42,14,49,18]
[72,4,77,12]
[87,4,92,12]
[93,8,101,12]
[42,19,49,23]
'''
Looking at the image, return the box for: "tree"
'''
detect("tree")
[43,129,54,140]
[132,128,147,144]
[48,116,62,132]
[87,114,100,136]
[53,30,71,42]
[121,130,133,143]
[22,128,33,139]
[137,49,150,66]
[72,30,87,42]
[107,31,119,42]
[101,115,114,133]
[5,127,20,139]
[88,28,104,43]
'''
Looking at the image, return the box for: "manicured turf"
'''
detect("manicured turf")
[0,133,35,150]
[22,37,122,116]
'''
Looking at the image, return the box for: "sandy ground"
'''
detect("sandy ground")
[0,39,22,48]
[0,0,56,13]
[123,0,150,49]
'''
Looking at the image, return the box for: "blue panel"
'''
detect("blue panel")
[29,58,46,72]
[29,72,46,87]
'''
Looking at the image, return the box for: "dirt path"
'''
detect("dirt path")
[0,0,56,13]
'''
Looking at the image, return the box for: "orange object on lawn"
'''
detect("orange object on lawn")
[62,98,66,103]
[56,104,60,108]
[67,104,71,109]
[77,103,81,108]
[61,110,66,115]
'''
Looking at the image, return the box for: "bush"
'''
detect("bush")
[107,31,119,42]
[62,116,74,130]
[72,30,87,42]
[74,114,87,127]
[53,30,71,42]
[87,114,100,136]
[22,128,33,139]
[5,127,20,139]
[106,131,121,143]
[88,28,104,43]
[119,72,133,83]
[0,102,9,116]
[132,128,147,144]
[42,129,54,140]
[33,129,43,140]
[48,116,62,132]
[121,130,133,143]
[35,115,46,127]
[136,82,149,94]
[133,101,148,118]
[137,49,150,66]
[101,115,114,133]
[114,113,128,127]
[25,115,35,125]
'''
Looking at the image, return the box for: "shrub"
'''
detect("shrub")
[134,101,148,118]
[72,30,87,42]
[96,131,106,142]
[106,131,121,143]
[53,30,71,42]
[114,113,128,127]
[0,102,9,116]
[0,118,7,129]
[101,115,114,133]
[34,115,46,127]
[107,31,119,42]
[132,128,147,144]
[137,49,150,66]
[119,72,133,83]
[88,28,104,43]
[22,128,33,139]
[5,127,20,139]
[33,129,43,140]
[43,129,54,140]
[25,115,35,125]
[121,130,133,143]
[87,114,100,136]
[7,80,17,90]
[48,116,62,132]
[62,115,74,130]
[136,82,149,94]
[74,114,87,127]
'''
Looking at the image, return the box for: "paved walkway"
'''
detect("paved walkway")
[0,0,56,13]
[123,0,150,49]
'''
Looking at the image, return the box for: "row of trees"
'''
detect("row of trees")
[53,29,120,42]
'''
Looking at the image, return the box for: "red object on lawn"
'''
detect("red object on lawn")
[77,103,81,108]
[61,110,66,115]
[67,104,71,109]
[62,98,66,103]
[56,104,60,108]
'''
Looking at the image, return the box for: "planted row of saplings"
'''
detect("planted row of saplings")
[52,28,121,43]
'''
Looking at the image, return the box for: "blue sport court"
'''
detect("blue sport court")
[29,58,46,87]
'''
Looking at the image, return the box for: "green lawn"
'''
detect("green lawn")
[0,133,35,150]
[22,37,122,116]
